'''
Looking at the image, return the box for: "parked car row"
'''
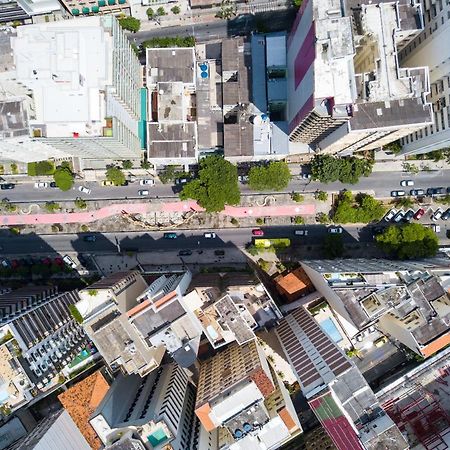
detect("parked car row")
[384,207,427,223]
[0,256,65,269]
[391,184,450,198]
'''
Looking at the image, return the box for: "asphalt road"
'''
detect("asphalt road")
[2,169,450,203]
[1,221,449,257]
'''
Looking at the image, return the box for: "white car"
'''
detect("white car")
[34,182,48,189]
[431,208,443,221]
[78,186,91,195]
[175,178,188,185]
[328,227,343,234]
[139,179,155,186]
[138,190,149,196]
[400,180,414,187]
[204,232,216,238]
[294,229,308,236]
[63,255,78,269]
[393,211,405,223]
[384,208,397,221]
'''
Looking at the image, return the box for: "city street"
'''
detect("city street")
[2,169,450,203]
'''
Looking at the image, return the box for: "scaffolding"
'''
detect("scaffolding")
[382,383,450,450]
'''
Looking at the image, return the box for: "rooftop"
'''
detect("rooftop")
[0,100,28,139]
[58,370,109,449]
[147,122,196,159]
[146,47,195,85]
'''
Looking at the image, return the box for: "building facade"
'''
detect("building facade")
[399,0,450,154]
[287,0,432,155]
[0,16,142,163]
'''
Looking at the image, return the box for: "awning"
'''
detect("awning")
[91,5,99,11]
[82,6,90,13]
[72,8,80,14]
[98,0,105,5]
[107,0,115,5]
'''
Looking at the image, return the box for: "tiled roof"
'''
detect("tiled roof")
[58,371,109,449]
[250,368,275,398]
[274,267,313,295]
[278,407,298,432]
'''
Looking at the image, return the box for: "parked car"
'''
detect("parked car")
[78,186,91,194]
[294,229,308,236]
[328,227,343,234]
[410,189,425,196]
[427,187,444,196]
[0,259,10,268]
[178,250,192,256]
[139,179,155,186]
[301,173,311,179]
[391,190,406,197]
[83,235,96,242]
[413,208,425,220]
[101,180,114,187]
[0,183,14,190]
[430,224,441,233]
[441,208,450,221]
[175,178,188,185]
[138,190,149,196]
[62,255,77,269]
[252,229,264,236]
[49,182,57,188]
[400,180,414,187]
[204,232,216,238]
[238,175,249,183]
[163,232,177,239]
[393,211,405,223]
[384,208,397,221]
[403,209,415,222]
[431,208,443,221]
[34,182,48,189]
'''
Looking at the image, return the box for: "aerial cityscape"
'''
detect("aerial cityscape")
[0,0,449,449]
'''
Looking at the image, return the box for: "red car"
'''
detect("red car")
[252,229,264,236]
[414,208,425,220]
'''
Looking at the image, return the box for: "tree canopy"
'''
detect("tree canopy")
[376,223,439,259]
[106,166,126,186]
[248,161,291,191]
[333,191,385,223]
[53,164,74,191]
[180,156,240,212]
[310,155,373,184]
[118,17,141,33]
[142,36,195,48]
[27,160,55,176]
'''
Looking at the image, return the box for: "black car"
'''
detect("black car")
[403,210,415,222]
[441,208,450,221]
[0,183,14,190]
[49,182,57,188]
[83,235,96,242]
[427,187,444,196]
[178,250,192,256]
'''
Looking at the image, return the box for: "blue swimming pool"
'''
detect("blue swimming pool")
[320,318,343,343]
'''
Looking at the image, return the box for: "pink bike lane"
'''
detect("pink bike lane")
[0,201,316,226]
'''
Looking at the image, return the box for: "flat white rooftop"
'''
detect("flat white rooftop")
[12,17,112,138]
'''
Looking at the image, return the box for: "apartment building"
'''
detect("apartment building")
[183,272,282,349]
[276,306,408,450]
[76,270,201,376]
[90,363,199,450]
[399,0,450,154]
[194,340,301,450]
[0,16,142,163]
[0,286,89,406]
[301,259,450,359]
[287,0,432,155]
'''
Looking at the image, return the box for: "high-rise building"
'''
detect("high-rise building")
[194,340,302,449]
[0,16,142,163]
[399,0,450,154]
[287,0,432,155]
[276,307,408,450]
[90,363,199,450]
[301,259,450,358]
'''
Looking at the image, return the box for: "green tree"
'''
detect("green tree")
[248,161,291,191]
[156,6,166,15]
[291,192,304,203]
[323,234,344,259]
[141,160,151,170]
[27,160,54,176]
[44,201,60,212]
[310,155,373,184]
[142,36,195,49]
[10,163,18,175]
[74,197,87,209]
[180,156,240,212]
[171,5,180,14]
[146,7,154,18]
[316,212,329,224]
[384,140,402,154]
[106,166,126,186]
[159,165,177,184]
[395,197,414,209]
[118,17,141,32]
[53,164,74,191]
[293,216,304,224]
[315,190,328,201]
[333,191,385,224]
[376,223,439,259]
[122,160,133,170]
[69,304,83,324]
